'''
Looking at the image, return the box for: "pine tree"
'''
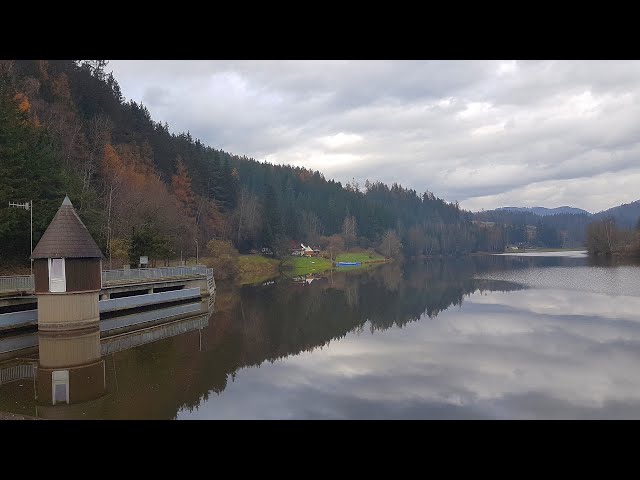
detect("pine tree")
[262,184,283,248]
[0,75,66,265]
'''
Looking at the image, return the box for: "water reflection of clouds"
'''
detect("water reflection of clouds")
[498,251,588,258]
[470,289,640,323]
[476,266,640,297]
[178,287,640,419]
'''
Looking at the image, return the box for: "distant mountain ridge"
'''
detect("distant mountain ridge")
[493,201,640,228]
[495,206,592,216]
[593,200,640,229]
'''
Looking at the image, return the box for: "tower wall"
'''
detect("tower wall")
[34,258,101,294]
[37,292,100,331]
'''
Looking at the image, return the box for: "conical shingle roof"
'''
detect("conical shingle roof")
[31,196,104,259]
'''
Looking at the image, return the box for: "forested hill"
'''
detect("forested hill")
[496,206,591,216]
[475,199,640,248]
[593,200,640,229]
[474,209,592,248]
[0,60,503,268]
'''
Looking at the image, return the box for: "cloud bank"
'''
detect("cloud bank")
[109,60,640,212]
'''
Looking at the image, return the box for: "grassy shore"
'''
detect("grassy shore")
[281,256,333,276]
[335,252,386,263]
[282,251,386,276]
[236,255,281,285]
[505,247,586,252]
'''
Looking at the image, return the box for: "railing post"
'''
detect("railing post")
[95,264,215,288]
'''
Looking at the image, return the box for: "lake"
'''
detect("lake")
[2,251,640,419]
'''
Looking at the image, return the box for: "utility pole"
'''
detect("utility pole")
[9,200,33,276]
[107,186,113,269]
[195,238,199,266]
[108,226,112,270]
[30,200,32,276]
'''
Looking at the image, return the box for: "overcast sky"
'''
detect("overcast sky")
[108,60,640,213]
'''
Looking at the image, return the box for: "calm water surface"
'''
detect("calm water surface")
[2,252,640,419]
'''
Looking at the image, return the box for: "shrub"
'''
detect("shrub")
[206,239,239,280]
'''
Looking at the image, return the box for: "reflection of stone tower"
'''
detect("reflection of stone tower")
[31,196,104,331]
[36,327,106,407]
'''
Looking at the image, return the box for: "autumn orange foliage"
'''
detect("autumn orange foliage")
[100,143,225,259]
[171,157,197,216]
[14,93,30,113]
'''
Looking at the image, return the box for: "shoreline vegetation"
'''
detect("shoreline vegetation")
[237,255,281,285]
[498,247,586,253]
[197,241,392,286]
[586,219,640,258]
[241,250,388,285]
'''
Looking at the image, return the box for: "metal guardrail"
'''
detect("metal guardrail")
[206,268,215,290]
[102,265,209,284]
[102,314,208,355]
[0,265,214,294]
[0,288,202,331]
[0,275,34,294]
[99,287,201,313]
[0,364,35,385]
[100,301,204,334]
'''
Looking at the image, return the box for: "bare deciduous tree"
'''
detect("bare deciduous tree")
[379,229,402,259]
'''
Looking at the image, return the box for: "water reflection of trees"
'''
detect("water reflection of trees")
[18,256,534,419]
[166,257,529,414]
[586,255,640,268]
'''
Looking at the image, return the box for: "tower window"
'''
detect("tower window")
[48,258,66,293]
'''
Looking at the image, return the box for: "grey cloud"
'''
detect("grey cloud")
[108,60,640,211]
[142,85,172,107]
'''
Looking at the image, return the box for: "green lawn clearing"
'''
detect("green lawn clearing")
[237,255,281,285]
[335,251,386,263]
[282,256,333,276]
